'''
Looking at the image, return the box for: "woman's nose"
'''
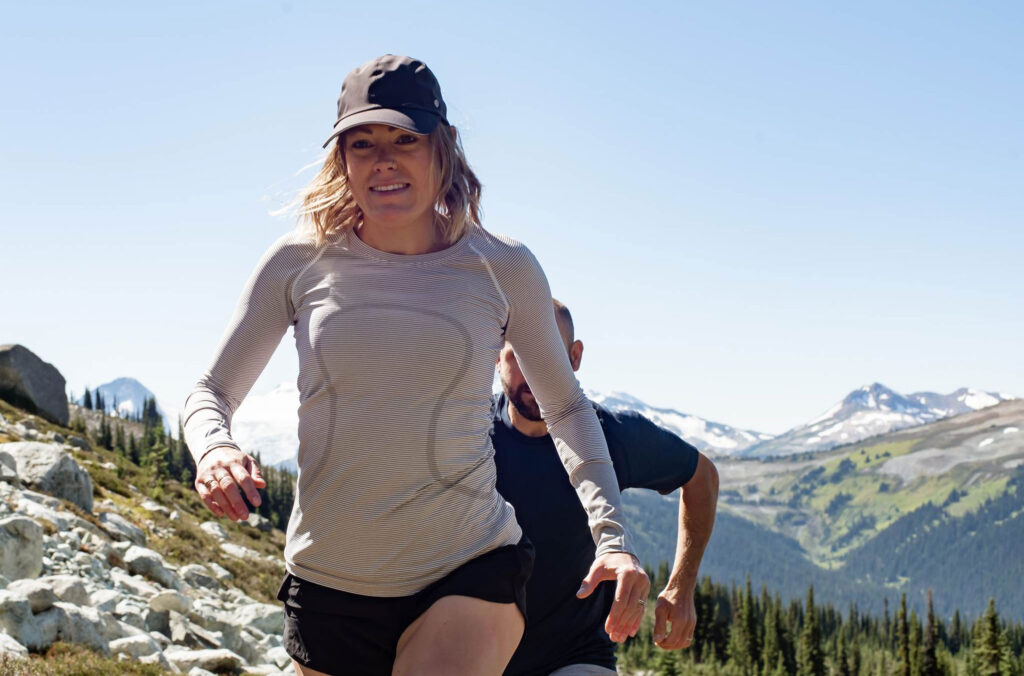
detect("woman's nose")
[373,148,397,171]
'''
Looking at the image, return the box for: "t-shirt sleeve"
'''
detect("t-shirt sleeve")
[182,231,319,466]
[490,238,636,559]
[600,407,700,495]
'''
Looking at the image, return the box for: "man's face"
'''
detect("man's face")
[497,318,574,422]
[498,345,543,421]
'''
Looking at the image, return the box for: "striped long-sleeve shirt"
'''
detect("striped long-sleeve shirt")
[183,224,636,596]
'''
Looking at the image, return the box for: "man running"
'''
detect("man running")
[492,299,719,676]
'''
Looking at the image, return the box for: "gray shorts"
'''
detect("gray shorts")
[548,665,618,676]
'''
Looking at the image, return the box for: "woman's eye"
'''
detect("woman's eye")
[396,134,418,145]
[349,139,371,149]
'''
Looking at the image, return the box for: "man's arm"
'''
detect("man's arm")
[653,452,719,650]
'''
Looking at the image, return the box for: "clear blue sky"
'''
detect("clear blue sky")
[2,1,1021,434]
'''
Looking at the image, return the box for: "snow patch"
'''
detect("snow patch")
[979,438,994,448]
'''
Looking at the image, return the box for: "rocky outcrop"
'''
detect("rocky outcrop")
[0,516,44,580]
[0,345,69,426]
[2,442,94,512]
[0,402,291,674]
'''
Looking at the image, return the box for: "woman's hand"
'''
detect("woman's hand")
[576,552,651,643]
[194,447,266,521]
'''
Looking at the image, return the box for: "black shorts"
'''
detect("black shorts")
[277,536,535,675]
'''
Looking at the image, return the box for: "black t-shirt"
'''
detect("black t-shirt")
[491,393,700,676]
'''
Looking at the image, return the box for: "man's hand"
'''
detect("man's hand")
[195,447,266,521]
[653,581,697,650]
[576,552,650,643]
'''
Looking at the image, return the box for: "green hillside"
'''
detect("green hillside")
[624,400,1024,619]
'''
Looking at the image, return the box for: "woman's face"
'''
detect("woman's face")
[342,124,438,234]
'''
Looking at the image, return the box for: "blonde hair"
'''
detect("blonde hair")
[295,125,483,247]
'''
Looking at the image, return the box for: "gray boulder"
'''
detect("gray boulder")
[164,647,244,672]
[0,345,68,426]
[99,511,147,546]
[0,516,43,580]
[232,602,284,635]
[180,563,219,590]
[39,574,90,606]
[2,442,93,512]
[109,633,162,659]
[0,590,40,648]
[244,512,273,532]
[34,602,110,654]
[124,545,181,590]
[5,579,57,612]
[149,589,191,614]
[0,451,17,484]
[0,630,28,660]
[198,521,227,540]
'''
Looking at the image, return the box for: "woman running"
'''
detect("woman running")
[182,54,648,676]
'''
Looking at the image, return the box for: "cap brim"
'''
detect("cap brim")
[322,108,443,149]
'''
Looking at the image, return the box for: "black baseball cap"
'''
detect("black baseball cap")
[322,55,449,149]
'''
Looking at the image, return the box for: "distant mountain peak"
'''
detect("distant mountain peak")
[743,384,1013,458]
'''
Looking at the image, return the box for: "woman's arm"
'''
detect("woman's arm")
[183,230,320,519]
[480,234,648,641]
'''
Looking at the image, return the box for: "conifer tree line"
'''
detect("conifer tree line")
[619,568,1023,675]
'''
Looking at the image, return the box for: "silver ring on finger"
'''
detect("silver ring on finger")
[637,599,647,607]
[205,479,218,490]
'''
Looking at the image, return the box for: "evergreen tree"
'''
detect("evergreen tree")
[797,586,825,676]
[897,593,911,676]
[83,388,93,410]
[975,598,1003,676]
[95,389,104,413]
[128,432,140,465]
[728,575,760,675]
[837,632,851,676]
[923,590,939,676]
[114,423,125,455]
[654,648,680,676]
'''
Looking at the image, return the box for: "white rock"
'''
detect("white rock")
[109,633,161,658]
[1,442,93,512]
[140,649,179,672]
[169,510,181,521]
[0,516,43,580]
[220,541,262,561]
[208,562,233,582]
[141,499,172,516]
[5,579,57,612]
[164,647,244,672]
[232,603,284,635]
[244,512,273,532]
[28,602,110,654]
[150,590,192,614]
[90,588,121,612]
[0,590,41,649]
[0,630,28,660]
[99,512,147,546]
[110,567,160,598]
[0,451,18,484]
[180,563,219,590]
[38,574,90,606]
[266,645,291,668]
[199,521,228,540]
[244,666,289,675]
[188,668,217,676]
[124,545,181,590]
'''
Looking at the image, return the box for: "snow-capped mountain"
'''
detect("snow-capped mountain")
[585,390,772,456]
[739,383,1014,458]
[82,377,180,437]
[232,383,772,471]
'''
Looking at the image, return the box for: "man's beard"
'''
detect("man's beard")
[504,381,543,422]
